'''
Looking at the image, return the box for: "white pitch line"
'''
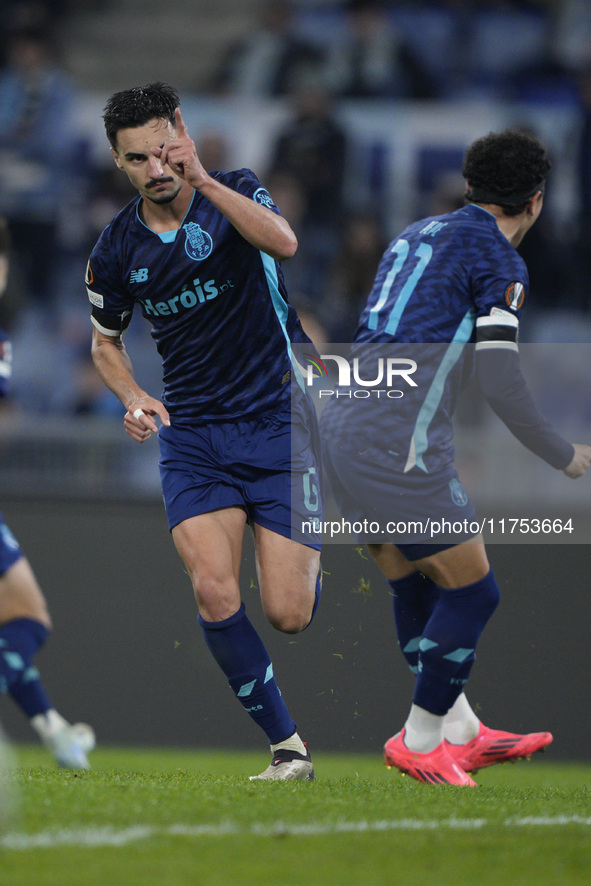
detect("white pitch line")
[2,816,591,850]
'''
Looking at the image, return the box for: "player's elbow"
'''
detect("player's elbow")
[90,333,102,365]
[285,229,298,258]
[275,230,298,261]
[91,329,124,370]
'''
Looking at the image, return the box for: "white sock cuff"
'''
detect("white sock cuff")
[31,709,68,740]
[443,694,481,744]
[271,731,306,756]
[403,704,444,753]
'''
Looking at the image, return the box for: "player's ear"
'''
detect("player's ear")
[525,190,542,217]
[111,146,123,170]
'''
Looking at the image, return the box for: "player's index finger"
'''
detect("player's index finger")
[175,107,188,137]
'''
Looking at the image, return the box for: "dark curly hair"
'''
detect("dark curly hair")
[103,82,179,149]
[462,129,552,217]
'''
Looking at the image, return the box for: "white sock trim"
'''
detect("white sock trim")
[271,731,306,756]
[443,693,481,745]
[31,709,69,741]
[404,704,444,753]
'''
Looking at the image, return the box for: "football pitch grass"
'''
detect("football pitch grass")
[2,747,591,886]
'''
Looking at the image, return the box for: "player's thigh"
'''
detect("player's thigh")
[171,507,247,619]
[412,536,490,589]
[253,523,320,632]
[0,558,51,627]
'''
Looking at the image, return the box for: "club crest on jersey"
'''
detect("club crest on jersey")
[449,478,469,507]
[183,222,213,261]
[504,281,525,311]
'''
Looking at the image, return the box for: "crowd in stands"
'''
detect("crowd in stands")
[209,0,591,104]
[0,0,591,418]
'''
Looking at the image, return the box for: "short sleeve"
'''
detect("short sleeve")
[223,169,282,216]
[86,235,134,337]
[471,231,528,353]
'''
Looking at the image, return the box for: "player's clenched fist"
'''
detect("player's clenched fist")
[563,443,591,479]
[124,397,170,443]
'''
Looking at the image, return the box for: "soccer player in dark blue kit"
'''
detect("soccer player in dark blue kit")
[322,130,591,785]
[88,83,322,780]
[0,218,95,768]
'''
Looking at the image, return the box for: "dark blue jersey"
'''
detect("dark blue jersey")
[0,326,12,400]
[322,204,531,475]
[355,203,527,344]
[87,169,308,422]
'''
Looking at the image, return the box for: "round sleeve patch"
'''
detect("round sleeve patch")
[253,187,274,208]
[504,281,525,311]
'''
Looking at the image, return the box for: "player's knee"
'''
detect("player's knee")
[267,614,307,634]
[35,610,52,632]
[193,575,241,622]
[31,615,52,645]
[0,602,52,632]
[265,575,320,634]
[265,605,309,635]
[29,598,52,632]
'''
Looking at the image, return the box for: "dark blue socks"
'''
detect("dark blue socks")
[389,573,440,673]
[198,603,296,744]
[0,617,53,718]
[389,570,500,715]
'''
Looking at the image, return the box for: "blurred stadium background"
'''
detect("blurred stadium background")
[0,0,590,757]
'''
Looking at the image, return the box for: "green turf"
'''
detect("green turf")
[2,746,591,886]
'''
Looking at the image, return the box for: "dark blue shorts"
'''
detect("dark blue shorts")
[0,512,24,576]
[324,442,479,561]
[158,405,322,549]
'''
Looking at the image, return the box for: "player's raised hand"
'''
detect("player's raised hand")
[124,396,170,443]
[563,443,591,478]
[152,108,207,189]
[174,106,191,140]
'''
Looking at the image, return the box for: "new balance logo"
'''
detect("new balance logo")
[130,268,149,283]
